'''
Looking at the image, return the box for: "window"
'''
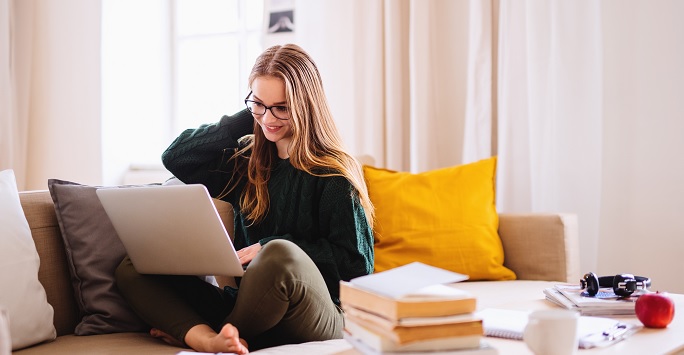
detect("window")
[173,0,263,131]
[101,0,263,185]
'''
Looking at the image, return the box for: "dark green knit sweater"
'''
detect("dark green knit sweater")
[161,109,374,305]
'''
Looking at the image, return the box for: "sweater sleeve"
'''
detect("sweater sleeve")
[161,109,254,197]
[319,178,375,282]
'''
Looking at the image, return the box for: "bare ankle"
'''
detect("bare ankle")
[150,328,184,348]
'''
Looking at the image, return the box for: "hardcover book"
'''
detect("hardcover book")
[340,282,476,320]
[344,310,483,345]
[343,304,480,330]
[343,332,497,355]
[344,318,483,352]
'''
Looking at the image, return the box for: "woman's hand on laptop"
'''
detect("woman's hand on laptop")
[237,243,262,265]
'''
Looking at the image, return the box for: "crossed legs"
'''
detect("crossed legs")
[115,240,343,352]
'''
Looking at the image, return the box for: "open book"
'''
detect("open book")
[476,308,642,349]
[348,262,469,299]
[340,262,475,320]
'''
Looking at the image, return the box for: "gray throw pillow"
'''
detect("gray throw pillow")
[47,179,150,335]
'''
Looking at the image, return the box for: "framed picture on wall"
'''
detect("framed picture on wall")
[268,10,294,33]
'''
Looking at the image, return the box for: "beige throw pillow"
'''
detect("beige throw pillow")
[0,170,56,350]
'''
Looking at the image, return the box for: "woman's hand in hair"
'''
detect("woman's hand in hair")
[237,243,262,265]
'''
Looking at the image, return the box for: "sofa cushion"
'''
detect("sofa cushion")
[0,170,56,350]
[363,157,516,281]
[11,332,182,355]
[47,179,149,335]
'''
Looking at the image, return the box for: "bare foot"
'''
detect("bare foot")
[210,323,249,354]
[150,328,184,347]
[185,323,249,354]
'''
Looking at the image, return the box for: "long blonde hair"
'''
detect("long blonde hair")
[226,44,374,227]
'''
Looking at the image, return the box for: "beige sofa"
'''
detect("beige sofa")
[16,190,580,354]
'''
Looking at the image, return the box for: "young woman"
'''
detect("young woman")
[115,44,374,354]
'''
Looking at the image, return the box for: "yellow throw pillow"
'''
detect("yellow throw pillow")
[364,157,516,281]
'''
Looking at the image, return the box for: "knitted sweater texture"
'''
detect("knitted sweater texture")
[161,109,374,305]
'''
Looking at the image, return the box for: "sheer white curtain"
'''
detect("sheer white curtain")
[0,0,33,190]
[462,0,497,163]
[598,0,684,294]
[2,0,101,191]
[295,0,493,172]
[295,0,604,274]
[496,0,603,272]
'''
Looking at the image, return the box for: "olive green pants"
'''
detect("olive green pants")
[115,239,343,350]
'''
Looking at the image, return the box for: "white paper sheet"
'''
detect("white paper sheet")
[349,262,469,299]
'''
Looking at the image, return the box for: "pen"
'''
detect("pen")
[579,323,632,349]
[602,323,629,341]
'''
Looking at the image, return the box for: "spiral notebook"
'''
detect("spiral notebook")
[476,308,641,349]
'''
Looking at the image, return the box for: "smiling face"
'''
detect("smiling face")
[249,76,293,159]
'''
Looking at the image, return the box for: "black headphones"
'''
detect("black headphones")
[579,272,651,297]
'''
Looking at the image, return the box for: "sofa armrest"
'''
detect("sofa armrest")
[498,213,580,283]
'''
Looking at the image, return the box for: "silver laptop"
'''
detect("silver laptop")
[96,184,244,277]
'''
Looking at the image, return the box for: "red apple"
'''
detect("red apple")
[635,291,675,328]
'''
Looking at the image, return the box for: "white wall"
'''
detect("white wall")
[25,0,101,190]
[599,0,684,293]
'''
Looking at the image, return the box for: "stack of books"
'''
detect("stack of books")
[339,262,497,355]
[544,285,638,316]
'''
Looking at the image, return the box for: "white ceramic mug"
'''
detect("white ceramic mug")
[0,307,10,355]
[523,309,579,355]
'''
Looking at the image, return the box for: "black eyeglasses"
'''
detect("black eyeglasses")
[244,91,290,120]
